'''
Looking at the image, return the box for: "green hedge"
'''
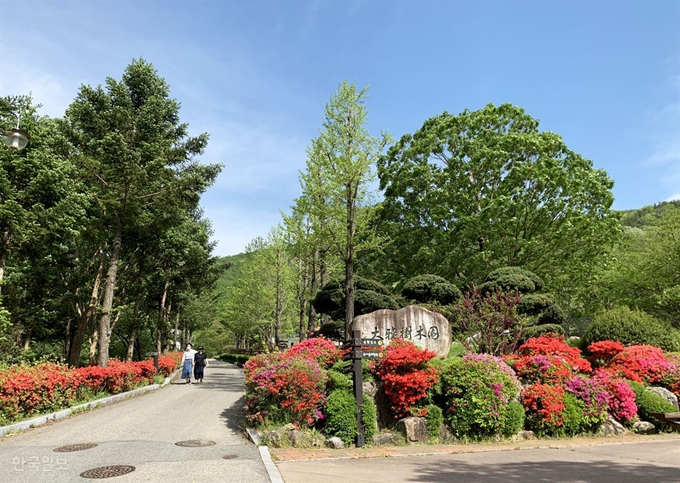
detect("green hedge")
[323,389,377,445]
[582,306,680,352]
[218,353,253,366]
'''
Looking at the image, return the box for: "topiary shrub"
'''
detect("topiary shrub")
[323,389,377,445]
[441,354,522,438]
[582,306,680,352]
[501,400,526,436]
[402,274,462,306]
[425,404,444,438]
[312,276,399,321]
[485,267,544,291]
[327,369,351,390]
[635,389,676,432]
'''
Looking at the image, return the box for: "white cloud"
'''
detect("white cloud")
[666,193,680,202]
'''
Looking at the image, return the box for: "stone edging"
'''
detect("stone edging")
[0,369,180,438]
[258,446,285,483]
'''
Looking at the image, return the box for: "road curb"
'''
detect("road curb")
[0,369,180,438]
[259,446,285,483]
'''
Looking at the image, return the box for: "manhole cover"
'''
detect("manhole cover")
[222,454,238,459]
[175,440,216,447]
[80,465,135,479]
[54,443,98,452]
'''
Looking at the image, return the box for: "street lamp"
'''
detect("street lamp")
[1,112,29,151]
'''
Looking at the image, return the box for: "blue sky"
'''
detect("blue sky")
[1,0,678,256]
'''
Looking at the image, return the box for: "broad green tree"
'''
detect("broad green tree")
[64,59,212,366]
[377,103,620,295]
[305,81,391,339]
[602,208,680,328]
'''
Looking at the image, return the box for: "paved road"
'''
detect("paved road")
[0,360,270,483]
[277,439,680,483]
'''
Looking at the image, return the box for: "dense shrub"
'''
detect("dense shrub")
[244,354,327,427]
[287,337,340,368]
[597,345,674,384]
[373,339,439,419]
[0,357,174,426]
[323,389,376,445]
[635,389,676,432]
[312,276,399,320]
[485,267,545,291]
[561,392,588,436]
[402,274,462,305]
[218,353,252,366]
[593,370,637,423]
[582,307,680,352]
[564,376,609,429]
[452,286,525,355]
[501,400,526,436]
[327,369,352,390]
[661,353,680,396]
[425,404,444,437]
[440,354,521,438]
[522,383,566,435]
[506,335,591,384]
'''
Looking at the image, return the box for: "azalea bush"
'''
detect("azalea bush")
[592,370,637,423]
[564,375,609,429]
[243,354,327,427]
[522,383,566,435]
[440,354,522,438]
[0,356,177,426]
[372,339,439,419]
[287,337,340,368]
[506,335,591,384]
[595,344,674,384]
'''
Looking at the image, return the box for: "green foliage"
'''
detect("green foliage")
[425,404,444,438]
[582,306,680,352]
[486,267,545,292]
[327,369,351,390]
[440,355,521,438]
[218,354,252,366]
[524,324,566,339]
[601,208,680,328]
[447,341,467,358]
[323,389,376,445]
[561,392,588,436]
[635,389,676,431]
[401,274,462,305]
[312,276,399,321]
[377,103,620,293]
[501,400,526,436]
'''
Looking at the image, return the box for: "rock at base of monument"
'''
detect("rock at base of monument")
[599,416,627,436]
[325,437,345,449]
[517,430,535,440]
[438,424,458,443]
[632,421,656,434]
[372,432,404,446]
[363,380,378,398]
[396,416,430,443]
[647,387,679,411]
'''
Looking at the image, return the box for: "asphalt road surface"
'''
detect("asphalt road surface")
[0,360,270,483]
[276,439,680,483]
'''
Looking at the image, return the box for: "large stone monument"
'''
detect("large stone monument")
[352,305,451,358]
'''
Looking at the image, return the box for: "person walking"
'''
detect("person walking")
[180,343,196,384]
[193,346,208,384]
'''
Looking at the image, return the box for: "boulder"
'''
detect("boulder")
[353,305,452,358]
[325,437,345,449]
[288,430,305,446]
[372,432,403,446]
[363,380,378,398]
[396,416,430,443]
[632,421,656,434]
[599,416,627,436]
[438,424,458,443]
[647,387,679,411]
[518,430,535,440]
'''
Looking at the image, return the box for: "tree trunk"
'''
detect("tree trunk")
[88,321,98,365]
[98,219,123,367]
[157,279,169,356]
[126,327,136,361]
[22,329,32,350]
[344,192,356,340]
[307,249,318,335]
[275,254,283,347]
[320,251,329,326]
[0,230,9,291]
[173,310,179,351]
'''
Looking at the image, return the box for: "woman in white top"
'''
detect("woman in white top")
[180,343,196,384]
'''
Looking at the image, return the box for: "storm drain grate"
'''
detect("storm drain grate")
[222,454,238,459]
[80,465,135,479]
[175,439,216,447]
[54,443,98,452]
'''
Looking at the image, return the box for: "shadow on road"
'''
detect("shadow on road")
[411,459,680,483]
